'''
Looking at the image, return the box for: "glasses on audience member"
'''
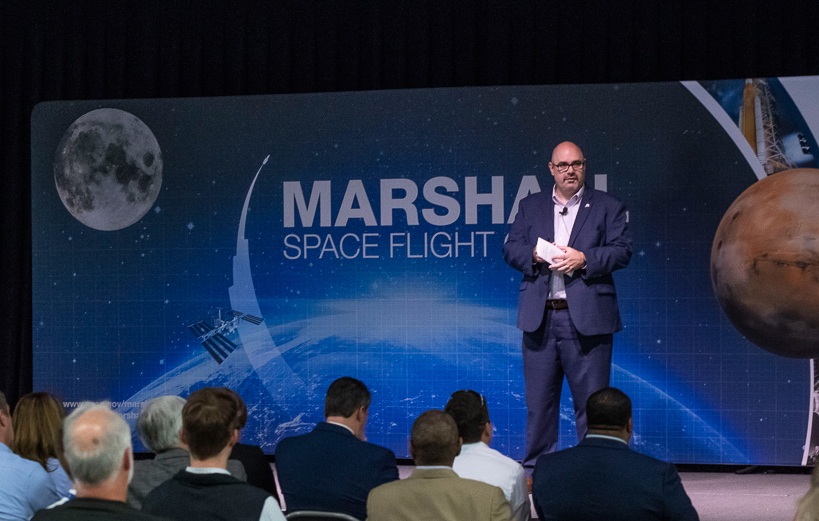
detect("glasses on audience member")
[551,160,586,173]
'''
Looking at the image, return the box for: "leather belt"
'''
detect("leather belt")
[544,299,568,310]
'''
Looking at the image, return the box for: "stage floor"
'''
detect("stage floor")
[681,472,809,521]
[520,472,810,521]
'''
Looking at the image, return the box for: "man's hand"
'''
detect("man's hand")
[549,245,586,273]
[533,246,547,264]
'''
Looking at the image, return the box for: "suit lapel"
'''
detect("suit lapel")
[544,193,555,243]
[533,191,555,243]
[568,186,593,247]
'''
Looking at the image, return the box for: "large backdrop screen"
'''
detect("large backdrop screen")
[32,78,819,465]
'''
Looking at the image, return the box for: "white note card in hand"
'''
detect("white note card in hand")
[536,237,574,276]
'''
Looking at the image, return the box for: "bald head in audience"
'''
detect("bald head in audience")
[63,402,133,502]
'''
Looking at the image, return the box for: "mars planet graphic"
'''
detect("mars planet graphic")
[711,168,819,358]
[54,108,162,231]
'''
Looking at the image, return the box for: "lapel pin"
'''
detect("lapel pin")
[585,203,590,208]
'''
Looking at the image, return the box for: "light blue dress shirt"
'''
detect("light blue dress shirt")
[45,458,73,499]
[0,442,61,520]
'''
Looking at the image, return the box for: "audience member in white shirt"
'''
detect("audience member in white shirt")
[445,390,531,521]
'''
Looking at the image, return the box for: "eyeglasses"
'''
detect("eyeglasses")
[551,160,586,173]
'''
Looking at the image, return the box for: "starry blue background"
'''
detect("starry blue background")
[31,82,812,464]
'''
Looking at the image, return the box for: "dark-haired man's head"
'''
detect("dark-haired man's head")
[324,377,371,440]
[585,387,633,442]
[444,390,491,445]
[181,387,246,462]
[410,409,461,467]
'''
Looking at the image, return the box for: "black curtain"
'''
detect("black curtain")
[3,0,819,407]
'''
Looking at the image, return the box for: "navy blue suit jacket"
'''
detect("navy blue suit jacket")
[532,437,699,521]
[274,422,399,520]
[503,186,632,334]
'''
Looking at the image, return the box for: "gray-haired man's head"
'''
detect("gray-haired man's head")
[136,395,186,453]
[64,402,133,486]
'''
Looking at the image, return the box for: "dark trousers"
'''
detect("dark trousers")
[522,307,612,471]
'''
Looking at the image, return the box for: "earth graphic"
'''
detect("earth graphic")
[118,299,746,463]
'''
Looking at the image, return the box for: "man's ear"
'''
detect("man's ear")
[179,429,188,445]
[122,448,132,471]
[482,422,493,443]
[229,429,239,447]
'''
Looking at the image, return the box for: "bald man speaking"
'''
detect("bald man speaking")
[503,141,632,472]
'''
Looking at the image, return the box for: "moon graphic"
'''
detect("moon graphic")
[711,168,819,358]
[54,108,162,231]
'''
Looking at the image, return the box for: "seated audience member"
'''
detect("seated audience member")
[32,402,164,521]
[12,393,73,499]
[230,442,277,499]
[532,387,699,521]
[141,387,285,521]
[0,391,60,521]
[367,409,511,521]
[275,376,398,520]
[44,423,75,508]
[445,390,530,521]
[128,395,246,508]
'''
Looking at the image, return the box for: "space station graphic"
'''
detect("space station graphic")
[31,78,819,464]
[187,309,263,364]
